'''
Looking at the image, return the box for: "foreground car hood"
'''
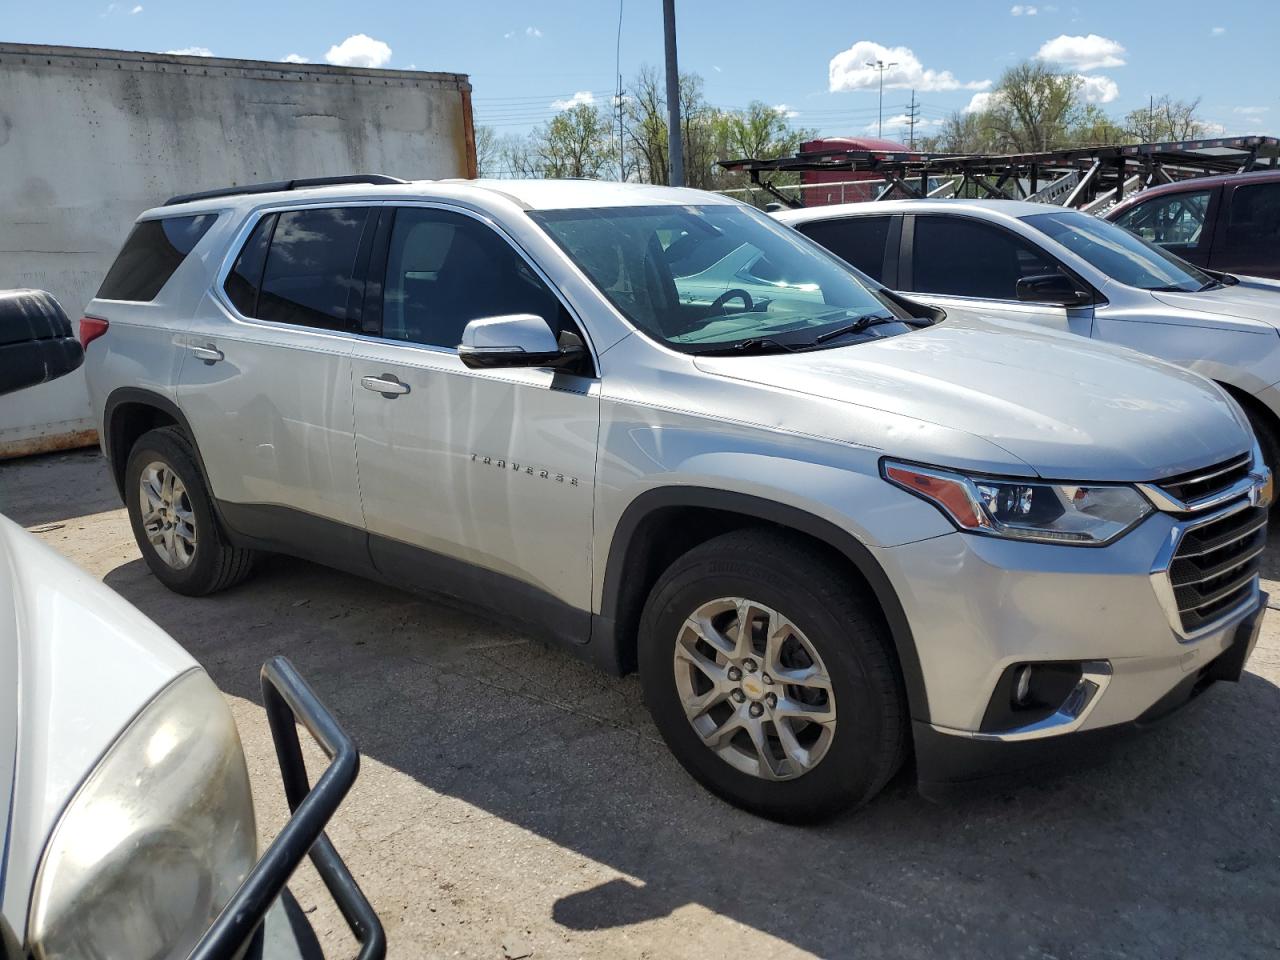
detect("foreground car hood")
[1151,281,1280,328]
[0,515,195,936]
[694,313,1251,481]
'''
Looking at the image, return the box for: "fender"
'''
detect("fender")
[102,387,213,504]
[594,486,930,722]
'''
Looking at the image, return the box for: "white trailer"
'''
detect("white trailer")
[0,42,475,457]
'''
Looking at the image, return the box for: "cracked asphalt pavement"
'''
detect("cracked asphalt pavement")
[3,448,1279,959]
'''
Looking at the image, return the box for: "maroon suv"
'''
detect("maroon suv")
[1105,170,1280,280]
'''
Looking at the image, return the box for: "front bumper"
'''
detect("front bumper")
[871,480,1269,794]
[913,597,1265,799]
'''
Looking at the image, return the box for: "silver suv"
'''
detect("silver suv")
[83,177,1271,821]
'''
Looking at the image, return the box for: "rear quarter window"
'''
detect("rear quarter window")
[97,214,219,302]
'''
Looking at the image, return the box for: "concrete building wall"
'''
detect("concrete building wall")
[0,43,473,457]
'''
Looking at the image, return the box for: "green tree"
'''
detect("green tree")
[984,62,1083,151]
[529,103,615,179]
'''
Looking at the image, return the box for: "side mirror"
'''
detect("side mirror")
[1015,273,1092,307]
[0,289,84,397]
[457,314,585,371]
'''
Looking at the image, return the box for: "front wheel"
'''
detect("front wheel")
[638,529,907,822]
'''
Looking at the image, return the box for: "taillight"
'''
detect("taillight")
[79,316,109,350]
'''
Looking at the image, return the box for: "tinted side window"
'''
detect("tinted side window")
[912,216,1060,299]
[223,214,276,317]
[257,207,371,330]
[1224,183,1280,253]
[383,208,565,349]
[1112,190,1210,246]
[796,217,892,281]
[97,214,218,301]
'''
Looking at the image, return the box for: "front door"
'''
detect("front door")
[900,214,1095,336]
[350,204,600,642]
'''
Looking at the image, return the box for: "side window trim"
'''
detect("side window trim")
[905,212,1101,305]
[213,200,384,335]
[368,200,599,373]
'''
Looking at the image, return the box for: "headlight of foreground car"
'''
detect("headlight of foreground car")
[28,669,256,960]
[883,460,1152,545]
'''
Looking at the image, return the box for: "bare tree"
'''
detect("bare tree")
[1123,96,1207,142]
[474,124,499,178]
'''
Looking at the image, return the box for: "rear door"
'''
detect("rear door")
[349,204,600,641]
[1109,186,1218,267]
[178,204,374,550]
[1210,180,1280,280]
[793,214,899,286]
[899,214,1095,336]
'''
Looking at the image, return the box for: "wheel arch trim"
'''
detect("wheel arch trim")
[596,486,931,721]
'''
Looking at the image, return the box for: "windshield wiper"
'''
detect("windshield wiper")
[693,337,798,356]
[811,313,900,344]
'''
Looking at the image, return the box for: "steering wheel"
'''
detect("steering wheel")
[710,288,754,314]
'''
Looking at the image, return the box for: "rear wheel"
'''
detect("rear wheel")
[638,529,907,822]
[125,426,256,595]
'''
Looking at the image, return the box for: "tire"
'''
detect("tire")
[1242,403,1280,495]
[638,528,907,823]
[124,425,256,596]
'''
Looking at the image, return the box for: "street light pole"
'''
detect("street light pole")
[865,59,898,138]
[663,0,684,187]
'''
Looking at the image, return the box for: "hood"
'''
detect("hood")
[1150,280,1280,330]
[693,312,1251,482]
[0,515,195,937]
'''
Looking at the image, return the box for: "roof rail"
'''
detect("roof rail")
[164,174,407,207]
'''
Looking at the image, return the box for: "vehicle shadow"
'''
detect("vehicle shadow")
[102,545,1280,959]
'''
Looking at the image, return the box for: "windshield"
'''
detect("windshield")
[1023,209,1215,292]
[529,203,918,353]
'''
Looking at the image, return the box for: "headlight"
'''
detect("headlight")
[883,460,1152,545]
[28,669,256,960]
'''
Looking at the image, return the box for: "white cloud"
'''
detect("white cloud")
[526,26,543,38]
[324,34,392,69]
[1234,106,1269,116]
[1011,5,1038,14]
[869,114,940,130]
[1076,74,1119,103]
[1201,120,1228,136]
[281,53,309,64]
[713,65,722,73]
[829,40,990,93]
[1211,26,1226,35]
[1036,34,1126,70]
[964,90,1002,114]
[130,4,142,13]
[551,90,595,110]
[773,103,799,119]
[166,46,214,57]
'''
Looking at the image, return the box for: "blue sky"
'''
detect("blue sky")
[7,0,1278,145]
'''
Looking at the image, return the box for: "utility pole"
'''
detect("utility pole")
[663,0,684,187]
[865,58,898,139]
[616,0,626,181]
[904,89,920,150]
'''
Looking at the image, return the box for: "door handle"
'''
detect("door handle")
[190,344,224,364]
[360,374,410,398]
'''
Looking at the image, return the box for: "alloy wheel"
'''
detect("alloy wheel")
[673,597,836,780]
[138,460,197,570]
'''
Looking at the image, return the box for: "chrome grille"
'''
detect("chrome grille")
[1156,453,1252,509]
[1168,504,1267,633]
